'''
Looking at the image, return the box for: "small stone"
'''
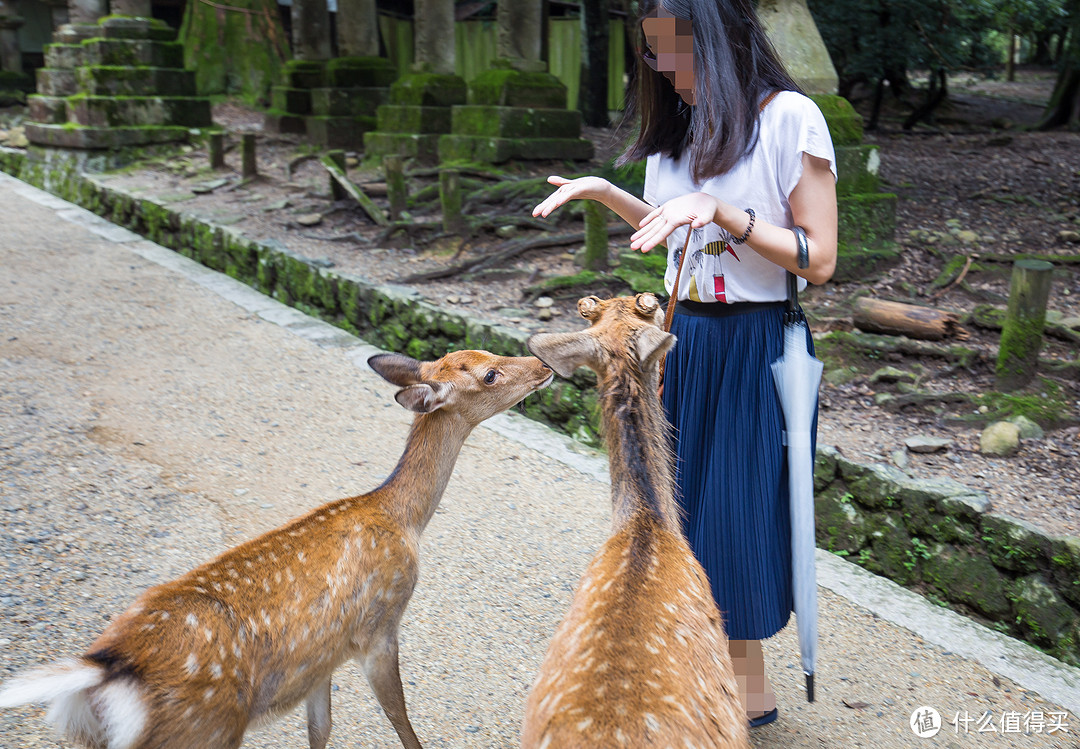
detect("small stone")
[904,435,951,454]
[296,213,323,227]
[1008,415,1044,440]
[191,178,229,194]
[345,156,360,168]
[535,296,554,308]
[72,570,86,581]
[1058,230,1080,244]
[891,449,909,469]
[537,308,553,321]
[558,253,575,261]
[869,366,915,384]
[446,295,461,304]
[260,503,274,509]
[980,421,1020,456]
[262,199,291,212]
[7,126,28,148]
[1061,316,1080,330]
[495,225,518,239]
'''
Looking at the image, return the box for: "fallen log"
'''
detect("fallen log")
[320,156,389,226]
[853,298,968,341]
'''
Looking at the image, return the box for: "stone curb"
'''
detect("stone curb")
[2,148,1078,680]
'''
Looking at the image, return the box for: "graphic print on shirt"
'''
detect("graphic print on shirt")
[701,238,742,303]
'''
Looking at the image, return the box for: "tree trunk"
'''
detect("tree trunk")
[1006,23,1016,83]
[996,259,1054,391]
[1037,8,1080,131]
[179,0,288,106]
[579,0,610,127]
[902,66,947,130]
[581,201,610,271]
[853,298,964,341]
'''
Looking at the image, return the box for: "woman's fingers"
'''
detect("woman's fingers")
[532,177,576,217]
[547,175,570,186]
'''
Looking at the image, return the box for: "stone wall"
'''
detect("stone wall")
[1,145,1077,667]
[815,446,1080,667]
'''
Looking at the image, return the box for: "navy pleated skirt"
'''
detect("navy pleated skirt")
[661,300,817,641]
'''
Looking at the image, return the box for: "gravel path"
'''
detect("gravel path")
[0,175,1076,747]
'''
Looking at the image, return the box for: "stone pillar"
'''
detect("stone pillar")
[414,0,454,74]
[497,0,544,69]
[292,0,332,61]
[758,0,838,95]
[67,0,105,25]
[49,0,69,29]
[108,0,151,17]
[0,0,23,74]
[336,0,378,57]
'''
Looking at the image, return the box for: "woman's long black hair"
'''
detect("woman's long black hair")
[618,0,802,183]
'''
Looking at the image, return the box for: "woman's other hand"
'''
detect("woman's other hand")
[630,192,720,253]
[532,175,612,218]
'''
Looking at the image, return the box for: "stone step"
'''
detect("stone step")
[270,86,312,115]
[283,60,325,90]
[305,115,377,149]
[36,68,78,96]
[27,95,68,124]
[52,23,102,45]
[75,66,197,97]
[24,122,191,149]
[81,39,185,68]
[43,43,85,70]
[324,57,397,89]
[263,110,307,136]
[450,105,581,139]
[438,135,594,164]
[362,131,441,165]
[99,16,177,42]
[310,87,389,118]
[375,105,452,134]
[66,96,212,128]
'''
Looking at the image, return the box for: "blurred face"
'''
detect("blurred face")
[641,9,695,105]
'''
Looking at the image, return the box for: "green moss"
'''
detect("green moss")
[975,380,1070,426]
[389,73,466,107]
[809,94,863,146]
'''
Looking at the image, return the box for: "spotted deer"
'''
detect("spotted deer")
[0,350,553,749]
[522,294,748,749]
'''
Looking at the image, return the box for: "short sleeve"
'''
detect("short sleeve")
[775,94,838,199]
[643,153,659,206]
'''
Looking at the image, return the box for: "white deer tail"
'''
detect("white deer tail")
[0,658,146,748]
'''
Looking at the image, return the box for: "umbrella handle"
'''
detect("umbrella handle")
[806,672,815,703]
[785,227,809,325]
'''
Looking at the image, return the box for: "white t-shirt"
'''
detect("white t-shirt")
[642,91,837,303]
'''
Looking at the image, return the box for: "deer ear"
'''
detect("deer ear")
[369,353,423,387]
[636,326,676,372]
[527,332,597,378]
[394,382,451,413]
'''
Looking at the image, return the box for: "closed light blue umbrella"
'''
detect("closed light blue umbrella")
[770,268,823,703]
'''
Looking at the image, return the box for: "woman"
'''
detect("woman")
[532,0,837,728]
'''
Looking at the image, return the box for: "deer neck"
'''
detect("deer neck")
[599,363,679,534]
[378,410,473,532]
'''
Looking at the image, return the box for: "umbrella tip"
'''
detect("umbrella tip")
[806,672,815,703]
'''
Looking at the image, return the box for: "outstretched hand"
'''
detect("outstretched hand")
[532,175,612,219]
[630,192,719,253]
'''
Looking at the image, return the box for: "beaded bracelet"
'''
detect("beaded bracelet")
[731,208,755,245]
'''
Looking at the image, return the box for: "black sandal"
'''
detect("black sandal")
[748,707,778,728]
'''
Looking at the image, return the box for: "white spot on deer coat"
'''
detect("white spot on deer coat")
[184,653,198,676]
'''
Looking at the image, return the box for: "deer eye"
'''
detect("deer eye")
[484,370,498,385]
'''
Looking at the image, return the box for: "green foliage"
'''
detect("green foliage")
[807,0,1001,96]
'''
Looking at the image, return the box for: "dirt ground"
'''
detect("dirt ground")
[1,68,1077,539]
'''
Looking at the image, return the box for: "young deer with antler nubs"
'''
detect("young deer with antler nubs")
[0,350,553,749]
[523,294,748,749]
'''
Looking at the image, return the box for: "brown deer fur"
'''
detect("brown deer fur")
[0,350,553,749]
[522,294,748,749]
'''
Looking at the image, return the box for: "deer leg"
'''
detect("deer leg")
[305,677,332,749]
[358,637,421,749]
